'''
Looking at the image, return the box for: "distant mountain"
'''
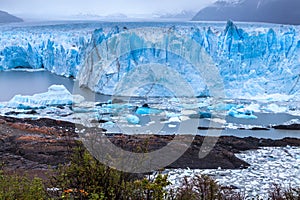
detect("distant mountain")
[158,10,197,21]
[0,10,23,23]
[192,0,300,25]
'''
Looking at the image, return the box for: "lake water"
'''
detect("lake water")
[0,70,110,102]
[0,70,299,139]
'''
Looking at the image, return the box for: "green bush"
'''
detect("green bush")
[174,175,222,200]
[0,170,47,200]
[133,173,170,200]
[51,145,170,200]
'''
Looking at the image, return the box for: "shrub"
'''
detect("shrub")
[133,173,170,200]
[269,184,300,200]
[51,144,170,200]
[173,174,244,200]
[174,175,222,200]
[0,170,47,200]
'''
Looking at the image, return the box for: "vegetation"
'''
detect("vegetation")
[50,145,170,200]
[269,184,300,200]
[0,170,46,200]
[171,175,243,200]
[0,147,299,200]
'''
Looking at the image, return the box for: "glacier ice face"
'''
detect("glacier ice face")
[1,21,300,99]
[5,85,84,109]
[0,24,90,77]
[78,21,300,99]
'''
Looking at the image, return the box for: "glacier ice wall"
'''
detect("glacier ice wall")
[78,21,300,98]
[1,21,300,98]
[0,25,90,77]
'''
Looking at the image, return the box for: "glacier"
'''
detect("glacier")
[1,21,300,99]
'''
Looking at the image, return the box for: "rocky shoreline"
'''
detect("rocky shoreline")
[0,116,299,180]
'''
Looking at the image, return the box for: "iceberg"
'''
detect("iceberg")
[5,85,84,109]
[228,107,258,119]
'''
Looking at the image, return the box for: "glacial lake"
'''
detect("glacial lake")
[0,70,110,102]
[0,70,299,139]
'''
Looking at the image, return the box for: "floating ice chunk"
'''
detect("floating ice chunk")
[126,114,140,124]
[5,85,84,109]
[101,121,115,129]
[263,103,287,113]
[181,110,197,115]
[104,103,131,109]
[179,116,190,121]
[228,107,257,119]
[136,107,162,115]
[199,112,212,118]
[244,103,261,113]
[168,124,177,128]
[166,112,181,118]
[168,117,181,123]
[208,103,237,111]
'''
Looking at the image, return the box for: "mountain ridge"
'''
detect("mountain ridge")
[192,0,300,25]
[0,10,23,23]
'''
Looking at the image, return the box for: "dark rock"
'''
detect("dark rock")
[57,105,65,109]
[198,126,224,130]
[0,116,300,180]
[237,126,270,131]
[272,124,300,130]
[5,110,37,115]
[142,104,149,108]
[90,119,109,124]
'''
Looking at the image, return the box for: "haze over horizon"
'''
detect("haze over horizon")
[0,0,216,20]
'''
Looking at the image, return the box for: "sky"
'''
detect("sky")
[0,0,216,19]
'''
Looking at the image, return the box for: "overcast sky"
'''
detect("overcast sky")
[0,0,216,18]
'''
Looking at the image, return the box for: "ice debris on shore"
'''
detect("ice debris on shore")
[163,146,300,199]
